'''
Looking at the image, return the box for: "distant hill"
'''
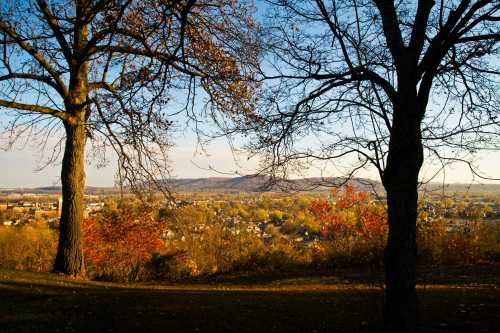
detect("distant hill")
[162,176,382,192]
[1,176,500,195]
[0,176,379,195]
[419,182,500,194]
[0,186,119,195]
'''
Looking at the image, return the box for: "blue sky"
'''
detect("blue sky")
[1,1,500,188]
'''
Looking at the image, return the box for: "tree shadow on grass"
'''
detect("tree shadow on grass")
[1,270,499,333]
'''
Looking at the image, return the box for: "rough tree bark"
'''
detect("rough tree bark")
[53,121,87,276]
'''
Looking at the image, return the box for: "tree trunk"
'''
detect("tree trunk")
[53,0,90,277]
[382,101,423,333]
[53,121,86,277]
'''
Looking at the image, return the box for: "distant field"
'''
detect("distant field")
[1,269,499,333]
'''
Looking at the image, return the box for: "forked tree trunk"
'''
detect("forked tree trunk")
[53,121,86,277]
[382,101,423,333]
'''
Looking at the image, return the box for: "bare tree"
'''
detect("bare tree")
[218,0,499,331]
[0,0,258,277]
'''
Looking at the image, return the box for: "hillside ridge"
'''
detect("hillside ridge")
[2,176,500,194]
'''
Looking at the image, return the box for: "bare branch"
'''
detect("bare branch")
[0,99,69,121]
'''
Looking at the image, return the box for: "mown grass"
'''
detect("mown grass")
[1,269,499,332]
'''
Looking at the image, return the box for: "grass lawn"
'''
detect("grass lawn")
[1,269,499,332]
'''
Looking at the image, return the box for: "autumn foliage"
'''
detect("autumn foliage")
[82,208,165,282]
[309,185,387,244]
[1,188,500,280]
[0,221,56,272]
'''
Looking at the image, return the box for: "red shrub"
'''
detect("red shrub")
[83,208,165,281]
[309,185,387,241]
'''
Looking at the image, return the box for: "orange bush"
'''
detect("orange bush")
[309,185,387,241]
[83,208,165,281]
[308,185,387,265]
